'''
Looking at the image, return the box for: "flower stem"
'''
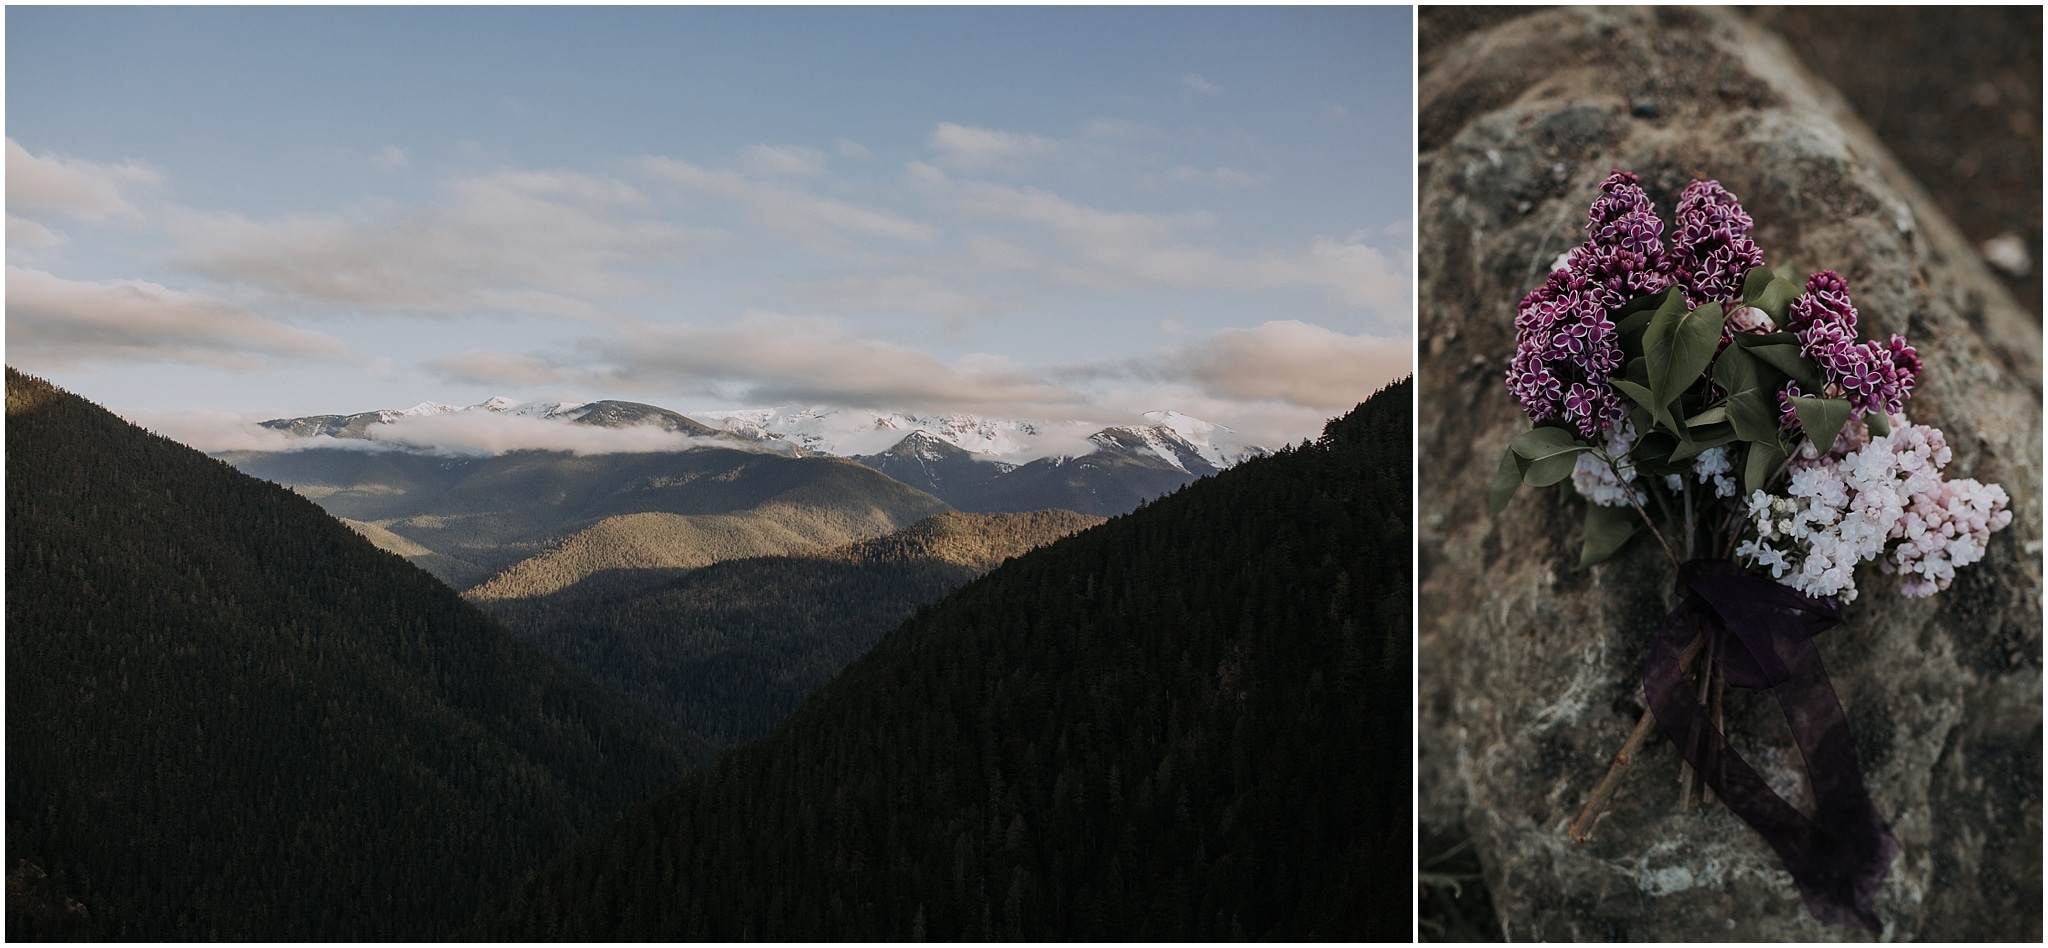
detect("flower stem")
[1624,488,1682,573]
[1568,633,1704,842]
[1679,649,1713,813]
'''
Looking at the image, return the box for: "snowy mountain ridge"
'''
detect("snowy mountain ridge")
[260,397,1266,470]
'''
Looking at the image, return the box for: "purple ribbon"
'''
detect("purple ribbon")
[1642,559,1898,931]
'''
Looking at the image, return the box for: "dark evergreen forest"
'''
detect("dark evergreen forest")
[4,369,709,941]
[482,510,1100,748]
[467,377,1414,941]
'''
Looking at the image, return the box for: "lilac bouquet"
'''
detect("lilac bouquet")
[1491,171,2012,930]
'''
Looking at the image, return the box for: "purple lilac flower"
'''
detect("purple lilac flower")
[1671,180,1766,310]
[1505,171,1667,438]
[1778,379,1805,432]
[1783,270,1919,418]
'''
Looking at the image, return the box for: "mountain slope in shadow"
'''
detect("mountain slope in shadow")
[5,368,709,941]
[466,377,1413,941]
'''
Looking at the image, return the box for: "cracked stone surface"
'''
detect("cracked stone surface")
[1417,7,2042,942]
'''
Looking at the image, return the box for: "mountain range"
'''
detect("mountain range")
[466,378,1414,940]
[244,396,1267,518]
[220,443,952,591]
[9,364,1410,940]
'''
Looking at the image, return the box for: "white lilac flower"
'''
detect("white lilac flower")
[1739,414,2012,601]
[1691,444,1739,498]
[1571,416,1647,507]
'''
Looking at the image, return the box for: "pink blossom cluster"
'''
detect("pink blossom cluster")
[1736,416,2010,601]
[1506,171,1670,439]
[1780,270,1920,422]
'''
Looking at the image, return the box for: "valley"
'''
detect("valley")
[8,369,1409,940]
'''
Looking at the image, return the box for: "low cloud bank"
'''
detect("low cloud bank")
[119,406,787,458]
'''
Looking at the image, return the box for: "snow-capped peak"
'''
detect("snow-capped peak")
[378,401,462,423]
[691,406,1044,459]
[1138,410,1266,468]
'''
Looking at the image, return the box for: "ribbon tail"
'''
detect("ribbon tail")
[1642,562,1897,931]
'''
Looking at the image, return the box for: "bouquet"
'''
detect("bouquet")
[1490,171,2013,930]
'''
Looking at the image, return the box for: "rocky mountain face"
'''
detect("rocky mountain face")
[852,421,1265,517]
[1417,7,2040,942]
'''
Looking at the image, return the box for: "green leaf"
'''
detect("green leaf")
[1637,430,1680,469]
[1743,440,1787,495]
[1774,260,1802,284]
[1790,395,1852,452]
[1579,501,1641,568]
[1711,345,1789,444]
[1741,342,1823,391]
[1733,331,1801,349]
[1864,411,1890,438]
[1644,299,1727,431]
[1489,445,1529,516]
[1740,266,1776,304]
[1745,276,1802,325]
[1612,378,1659,413]
[1509,426,1590,461]
[1669,422,1736,461]
[1684,403,1730,427]
[1524,452,1583,488]
[1615,295,1663,360]
[1508,426,1592,488]
[1623,356,1650,387]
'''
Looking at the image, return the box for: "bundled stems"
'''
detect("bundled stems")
[1568,634,1705,842]
[1706,659,1726,806]
[1679,648,1713,813]
[1609,455,1682,573]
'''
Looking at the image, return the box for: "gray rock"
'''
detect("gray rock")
[1418,7,2041,942]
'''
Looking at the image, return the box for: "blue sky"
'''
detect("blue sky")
[7,5,1413,450]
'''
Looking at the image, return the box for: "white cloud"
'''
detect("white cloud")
[7,215,67,249]
[5,266,346,372]
[1079,118,1165,142]
[116,405,751,457]
[363,410,742,456]
[835,138,875,160]
[1181,73,1222,95]
[167,168,698,313]
[639,156,935,246]
[928,122,1060,173]
[740,144,828,177]
[791,274,1005,319]
[433,350,573,386]
[912,163,1408,313]
[372,144,410,171]
[1159,166,1270,189]
[117,408,351,453]
[1158,320,1410,410]
[6,138,162,222]
[433,312,1092,418]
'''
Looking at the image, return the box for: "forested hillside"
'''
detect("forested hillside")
[480,510,1103,747]
[222,444,951,584]
[4,369,708,941]
[467,377,1413,940]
